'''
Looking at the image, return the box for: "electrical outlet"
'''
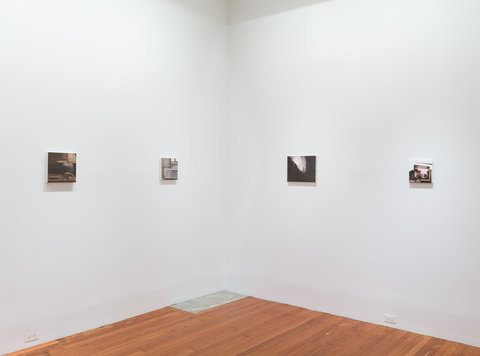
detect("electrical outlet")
[24,332,38,343]
[384,314,397,325]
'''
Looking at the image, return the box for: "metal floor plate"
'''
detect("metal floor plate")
[171,290,246,313]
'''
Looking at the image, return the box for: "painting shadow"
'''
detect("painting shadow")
[44,183,75,192]
[288,182,317,187]
[409,183,433,190]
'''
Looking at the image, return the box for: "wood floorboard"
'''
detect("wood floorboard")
[360,329,412,356]
[99,299,276,356]
[191,306,316,355]
[237,314,347,355]
[324,322,394,356]
[7,297,480,356]
[142,300,289,355]
[62,309,191,355]
[384,332,424,356]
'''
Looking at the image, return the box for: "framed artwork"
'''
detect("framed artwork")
[409,160,433,184]
[288,156,316,183]
[48,152,77,183]
[162,158,178,180]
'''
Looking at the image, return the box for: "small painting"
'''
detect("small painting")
[288,156,316,183]
[48,152,77,183]
[162,158,178,180]
[409,161,433,184]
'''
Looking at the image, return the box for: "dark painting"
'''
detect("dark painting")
[48,153,76,183]
[288,156,316,182]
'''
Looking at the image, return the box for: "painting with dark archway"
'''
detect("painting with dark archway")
[288,156,316,182]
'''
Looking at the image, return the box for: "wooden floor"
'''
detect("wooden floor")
[9,297,480,356]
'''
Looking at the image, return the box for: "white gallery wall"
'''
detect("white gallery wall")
[226,0,480,348]
[0,0,227,353]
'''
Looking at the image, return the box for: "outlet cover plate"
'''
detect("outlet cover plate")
[384,314,397,324]
[24,332,38,343]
